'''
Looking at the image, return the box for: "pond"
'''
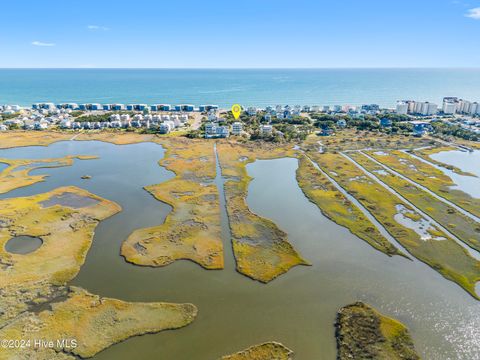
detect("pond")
[5,235,43,254]
[430,149,480,199]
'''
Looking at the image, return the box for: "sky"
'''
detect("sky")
[0,0,479,68]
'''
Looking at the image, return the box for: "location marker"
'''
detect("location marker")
[231,104,242,120]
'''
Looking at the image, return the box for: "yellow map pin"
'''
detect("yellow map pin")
[231,104,242,120]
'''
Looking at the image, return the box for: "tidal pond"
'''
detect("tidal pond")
[430,149,480,199]
[5,235,43,254]
[0,141,479,359]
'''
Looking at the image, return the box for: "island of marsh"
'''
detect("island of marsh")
[0,155,97,194]
[0,186,198,359]
[295,154,403,257]
[349,151,480,254]
[368,150,480,218]
[336,302,420,360]
[217,141,310,283]
[220,342,293,360]
[310,152,480,299]
[121,138,223,269]
[411,146,478,177]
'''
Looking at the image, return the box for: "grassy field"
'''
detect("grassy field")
[0,131,71,149]
[302,130,432,152]
[221,342,293,360]
[296,153,404,257]
[311,152,480,299]
[368,150,480,219]
[217,140,309,283]
[336,302,420,360]
[75,131,157,145]
[122,138,223,269]
[0,155,97,194]
[349,151,480,253]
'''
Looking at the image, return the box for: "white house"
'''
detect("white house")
[231,122,243,135]
[60,119,72,129]
[260,124,273,136]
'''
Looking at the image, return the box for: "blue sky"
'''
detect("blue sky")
[1,0,479,68]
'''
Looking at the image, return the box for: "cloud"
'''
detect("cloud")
[87,25,109,31]
[465,7,480,19]
[32,41,55,47]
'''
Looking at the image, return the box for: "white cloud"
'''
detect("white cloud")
[465,7,480,19]
[32,41,55,47]
[87,25,109,31]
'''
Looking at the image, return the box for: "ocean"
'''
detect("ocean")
[0,68,479,108]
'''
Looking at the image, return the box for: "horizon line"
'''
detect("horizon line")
[1,67,480,70]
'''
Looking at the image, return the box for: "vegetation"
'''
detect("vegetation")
[296,154,404,257]
[73,111,134,123]
[301,130,431,153]
[0,287,197,360]
[0,131,71,149]
[0,187,121,324]
[122,138,223,269]
[221,342,293,360]
[368,150,480,218]
[430,120,479,141]
[0,155,97,194]
[0,186,198,359]
[411,146,477,177]
[312,152,480,299]
[350,151,480,253]
[217,140,310,282]
[336,302,420,360]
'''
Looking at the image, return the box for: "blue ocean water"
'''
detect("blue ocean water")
[0,68,479,108]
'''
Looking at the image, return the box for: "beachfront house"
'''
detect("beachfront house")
[103,104,112,111]
[199,104,218,112]
[112,104,125,111]
[175,104,195,112]
[158,104,171,111]
[134,104,147,111]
